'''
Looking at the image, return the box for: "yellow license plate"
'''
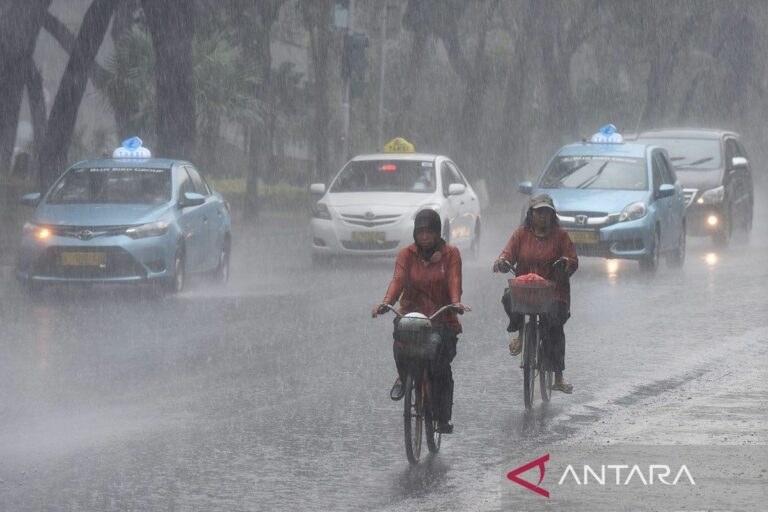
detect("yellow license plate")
[567,230,598,244]
[351,231,385,243]
[61,252,106,267]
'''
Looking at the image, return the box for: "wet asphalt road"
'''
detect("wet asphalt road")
[0,203,766,511]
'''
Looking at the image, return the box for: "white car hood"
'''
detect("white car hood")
[324,192,435,210]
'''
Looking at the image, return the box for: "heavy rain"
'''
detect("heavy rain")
[0,1,766,511]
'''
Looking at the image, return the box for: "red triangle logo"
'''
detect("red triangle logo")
[507,454,550,498]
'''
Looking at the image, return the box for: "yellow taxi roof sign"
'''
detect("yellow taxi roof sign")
[383,137,415,153]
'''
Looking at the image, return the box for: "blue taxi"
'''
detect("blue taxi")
[16,138,231,292]
[519,125,687,272]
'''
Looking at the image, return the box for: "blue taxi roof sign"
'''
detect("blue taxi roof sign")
[590,124,623,144]
[383,137,415,153]
[113,136,151,158]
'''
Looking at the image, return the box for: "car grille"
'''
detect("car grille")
[47,224,132,240]
[340,240,400,251]
[558,211,618,228]
[33,247,146,279]
[340,213,402,228]
[682,189,697,208]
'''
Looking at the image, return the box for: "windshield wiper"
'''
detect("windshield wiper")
[575,161,610,189]
[682,157,713,167]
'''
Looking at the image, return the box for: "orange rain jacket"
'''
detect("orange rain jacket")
[382,243,463,332]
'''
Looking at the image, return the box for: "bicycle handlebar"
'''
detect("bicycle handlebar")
[377,303,466,320]
[498,257,568,276]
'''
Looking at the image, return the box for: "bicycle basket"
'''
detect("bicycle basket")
[394,313,437,361]
[507,274,555,314]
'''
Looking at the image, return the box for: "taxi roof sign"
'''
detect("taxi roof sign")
[383,137,415,153]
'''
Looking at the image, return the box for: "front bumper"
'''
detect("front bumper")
[685,205,726,237]
[563,217,653,260]
[310,216,415,256]
[16,231,177,284]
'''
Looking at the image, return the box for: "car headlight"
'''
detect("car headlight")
[23,222,52,240]
[125,221,169,239]
[618,202,647,222]
[696,185,724,205]
[412,204,441,219]
[312,203,331,220]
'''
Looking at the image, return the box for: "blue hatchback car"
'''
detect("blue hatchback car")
[16,150,231,292]
[519,127,687,272]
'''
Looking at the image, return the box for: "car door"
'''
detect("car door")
[659,152,685,248]
[725,138,749,227]
[438,160,458,241]
[651,152,673,250]
[184,165,220,269]
[440,161,468,243]
[446,161,478,240]
[175,166,206,272]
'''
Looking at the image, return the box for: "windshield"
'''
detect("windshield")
[330,160,436,193]
[47,167,171,205]
[638,138,722,170]
[540,155,648,190]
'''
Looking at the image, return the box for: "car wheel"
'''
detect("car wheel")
[666,222,685,268]
[311,252,331,267]
[20,279,43,298]
[213,236,230,285]
[164,248,185,293]
[468,221,480,261]
[639,228,660,273]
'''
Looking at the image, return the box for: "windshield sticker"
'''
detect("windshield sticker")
[421,161,433,167]
[561,156,639,164]
[84,167,166,173]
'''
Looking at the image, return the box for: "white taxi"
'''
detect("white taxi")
[310,138,481,262]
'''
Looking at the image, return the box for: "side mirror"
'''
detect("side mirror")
[179,192,205,208]
[657,183,676,199]
[448,183,466,196]
[731,156,748,168]
[21,192,41,207]
[310,183,326,195]
[518,181,533,195]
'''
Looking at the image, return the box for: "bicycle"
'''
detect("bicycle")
[499,258,567,409]
[377,303,465,464]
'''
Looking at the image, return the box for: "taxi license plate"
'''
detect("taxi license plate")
[567,231,598,244]
[61,252,106,267]
[351,231,385,243]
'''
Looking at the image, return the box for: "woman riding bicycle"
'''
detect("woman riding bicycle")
[492,193,578,393]
[372,209,470,434]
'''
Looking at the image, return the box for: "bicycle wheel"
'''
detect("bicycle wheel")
[423,368,441,454]
[523,319,537,410]
[403,373,423,464]
[539,337,553,402]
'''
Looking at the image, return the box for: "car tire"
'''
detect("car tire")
[20,279,43,298]
[639,228,660,273]
[213,236,230,285]
[666,222,685,268]
[468,221,480,261]
[164,248,185,294]
[311,252,331,267]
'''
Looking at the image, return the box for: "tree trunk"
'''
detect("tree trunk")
[302,0,335,184]
[240,0,284,219]
[141,0,196,160]
[0,0,51,177]
[38,0,118,191]
[25,57,46,178]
